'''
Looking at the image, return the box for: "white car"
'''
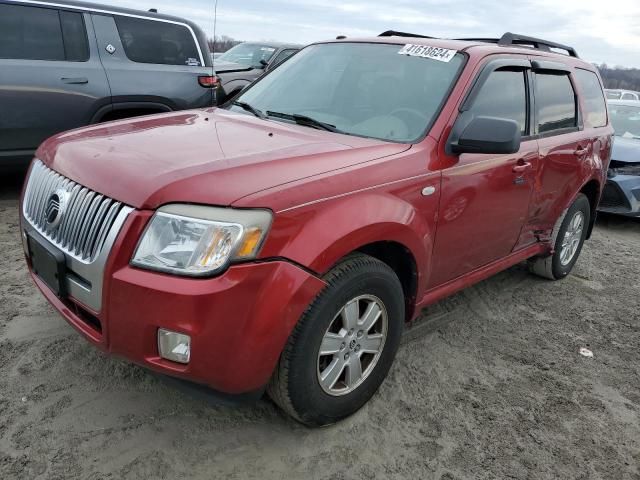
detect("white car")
[605,89,640,101]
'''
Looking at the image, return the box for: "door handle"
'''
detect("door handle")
[512,161,532,173]
[61,77,89,84]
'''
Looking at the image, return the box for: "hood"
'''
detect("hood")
[36,109,410,210]
[611,136,640,163]
[213,60,254,73]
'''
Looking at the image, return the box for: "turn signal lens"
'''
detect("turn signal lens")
[236,227,264,258]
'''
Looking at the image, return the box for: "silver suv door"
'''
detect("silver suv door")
[0,4,110,163]
[91,13,215,112]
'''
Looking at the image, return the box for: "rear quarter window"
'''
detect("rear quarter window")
[535,73,577,134]
[114,16,201,66]
[574,69,607,128]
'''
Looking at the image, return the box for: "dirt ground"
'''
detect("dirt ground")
[1,171,639,480]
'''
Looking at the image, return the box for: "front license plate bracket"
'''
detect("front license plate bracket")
[27,232,67,298]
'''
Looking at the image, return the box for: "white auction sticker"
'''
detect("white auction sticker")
[398,44,457,63]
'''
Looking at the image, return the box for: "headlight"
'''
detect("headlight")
[131,204,272,276]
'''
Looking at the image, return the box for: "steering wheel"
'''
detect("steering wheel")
[389,108,429,126]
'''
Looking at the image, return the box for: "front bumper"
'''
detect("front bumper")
[598,174,640,217]
[25,210,326,395]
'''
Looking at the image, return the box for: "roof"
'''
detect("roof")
[4,0,203,32]
[320,33,594,69]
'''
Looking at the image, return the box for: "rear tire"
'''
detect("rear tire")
[267,254,404,426]
[528,193,590,280]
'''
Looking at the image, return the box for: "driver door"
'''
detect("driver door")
[428,62,538,288]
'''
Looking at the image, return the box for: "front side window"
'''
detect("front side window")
[467,69,528,135]
[535,73,577,134]
[0,4,65,61]
[574,69,607,128]
[114,16,200,66]
[608,104,640,139]
[606,91,622,100]
[218,43,277,68]
[235,43,465,142]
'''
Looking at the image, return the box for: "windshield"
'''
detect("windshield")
[233,42,465,143]
[609,104,640,139]
[218,43,277,67]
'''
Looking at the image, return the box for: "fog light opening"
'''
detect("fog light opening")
[157,329,191,364]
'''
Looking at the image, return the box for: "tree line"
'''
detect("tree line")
[208,35,243,53]
[597,65,640,91]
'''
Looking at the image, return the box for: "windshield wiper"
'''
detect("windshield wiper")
[266,111,343,133]
[233,101,267,119]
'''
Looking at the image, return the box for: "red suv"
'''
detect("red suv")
[20,31,612,426]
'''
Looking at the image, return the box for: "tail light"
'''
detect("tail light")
[198,75,220,88]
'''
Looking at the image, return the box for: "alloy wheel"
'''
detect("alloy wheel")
[560,210,585,266]
[317,295,388,396]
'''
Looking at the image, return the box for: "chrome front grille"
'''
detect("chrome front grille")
[22,160,134,312]
[23,160,125,263]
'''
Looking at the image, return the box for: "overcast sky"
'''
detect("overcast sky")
[105,0,639,67]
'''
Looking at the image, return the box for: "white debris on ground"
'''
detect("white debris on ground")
[579,347,594,358]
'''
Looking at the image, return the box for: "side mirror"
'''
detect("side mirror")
[259,59,269,69]
[450,116,521,155]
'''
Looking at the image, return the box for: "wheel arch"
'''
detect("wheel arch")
[265,193,432,321]
[355,241,419,321]
[90,101,174,124]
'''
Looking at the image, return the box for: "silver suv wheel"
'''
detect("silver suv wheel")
[559,210,585,266]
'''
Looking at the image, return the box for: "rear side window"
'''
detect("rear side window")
[574,69,607,128]
[114,16,200,66]
[0,4,64,61]
[535,73,577,134]
[468,69,528,135]
[621,93,638,101]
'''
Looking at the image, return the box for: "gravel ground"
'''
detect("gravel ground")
[1,171,639,480]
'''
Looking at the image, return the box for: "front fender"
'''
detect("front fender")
[260,192,435,295]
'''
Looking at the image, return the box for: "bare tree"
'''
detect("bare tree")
[208,35,242,54]
[596,64,640,91]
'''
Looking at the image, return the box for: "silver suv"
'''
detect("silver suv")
[0,0,217,170]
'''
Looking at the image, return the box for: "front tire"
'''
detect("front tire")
[529,193,590,280]
[267,254,404,426]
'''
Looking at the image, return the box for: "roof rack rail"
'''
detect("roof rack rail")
[457,32,579,58]
[378,30,436,39]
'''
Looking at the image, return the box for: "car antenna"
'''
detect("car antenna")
[212,0,218,70]
[211,0,219,105]
[148,8,157,12]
